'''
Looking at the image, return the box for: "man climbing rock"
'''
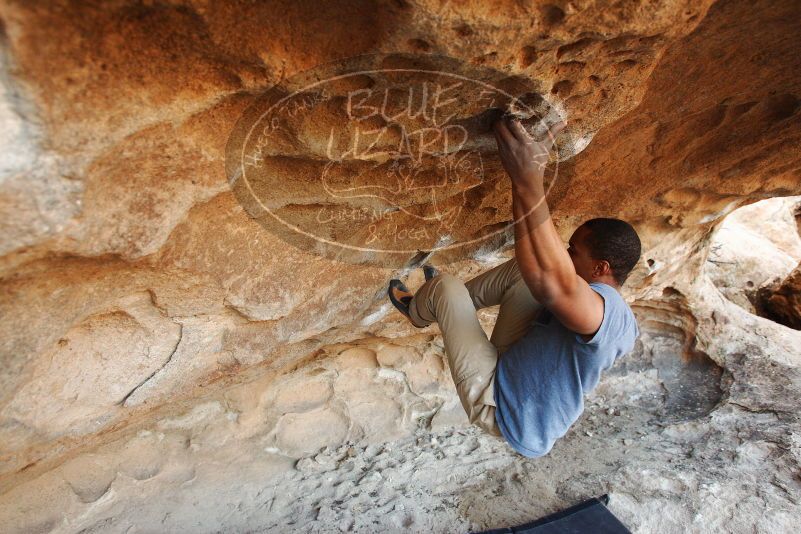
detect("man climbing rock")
[388,115,641,457]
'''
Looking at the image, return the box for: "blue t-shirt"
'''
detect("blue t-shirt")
[493,282,639,457]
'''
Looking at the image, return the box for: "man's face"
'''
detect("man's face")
[567,225,599,283]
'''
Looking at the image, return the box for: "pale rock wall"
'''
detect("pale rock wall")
[759,260,801,330]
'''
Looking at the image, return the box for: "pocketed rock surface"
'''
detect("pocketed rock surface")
[1,1,800,532]
[758,261,801,330]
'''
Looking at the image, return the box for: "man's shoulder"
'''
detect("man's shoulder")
[588,281,623,297]
[580,282,638,345]
[589,282,633,314]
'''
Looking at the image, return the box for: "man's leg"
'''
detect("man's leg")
[408,274,502,437]
[464,257,544,355]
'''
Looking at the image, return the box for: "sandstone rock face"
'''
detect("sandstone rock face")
[1,0,800,532]
[706,196,801,314]
[759,261,801,330]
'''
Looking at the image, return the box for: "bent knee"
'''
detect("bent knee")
[434,273,468,295]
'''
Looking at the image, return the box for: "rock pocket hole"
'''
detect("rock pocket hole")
[608,293,726,423]
[540,4,565,26]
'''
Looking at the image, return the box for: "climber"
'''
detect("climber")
[387,115,641,458]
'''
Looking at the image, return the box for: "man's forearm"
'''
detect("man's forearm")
[493,117,604,334]
[511,182,577,301]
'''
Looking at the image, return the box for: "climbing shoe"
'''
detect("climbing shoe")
[388,279,425,328]
[422,264,440,281]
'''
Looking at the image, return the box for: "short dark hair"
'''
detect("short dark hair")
[581,218,642,285]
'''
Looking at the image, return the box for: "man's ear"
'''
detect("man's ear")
[593,259,612,277]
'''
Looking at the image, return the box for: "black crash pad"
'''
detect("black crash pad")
[473,494,632,534]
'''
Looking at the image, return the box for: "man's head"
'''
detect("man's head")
[567,218,642,287]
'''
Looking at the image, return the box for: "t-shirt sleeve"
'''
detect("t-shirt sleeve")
[573,283,619,346]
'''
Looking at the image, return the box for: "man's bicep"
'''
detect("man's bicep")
[545,277,605,337]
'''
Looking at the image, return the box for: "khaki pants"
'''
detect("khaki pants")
[408,257,543,437]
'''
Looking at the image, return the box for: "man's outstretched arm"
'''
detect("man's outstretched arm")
[493,117,604,338]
